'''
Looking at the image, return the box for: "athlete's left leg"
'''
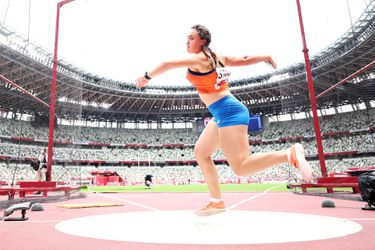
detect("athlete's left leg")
[218,125,289,177]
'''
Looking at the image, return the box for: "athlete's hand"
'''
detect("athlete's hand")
[265,57,277,69]
[135,77,149,89]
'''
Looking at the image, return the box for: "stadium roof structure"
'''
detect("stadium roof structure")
[0,1,374,123]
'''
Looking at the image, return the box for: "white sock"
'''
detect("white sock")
[210,198,222,203]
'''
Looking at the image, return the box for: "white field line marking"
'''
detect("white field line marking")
[227,184,283,210]
[96,193,160,211]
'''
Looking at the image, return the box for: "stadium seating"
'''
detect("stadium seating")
[0,109,374,185]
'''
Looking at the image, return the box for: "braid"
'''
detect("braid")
[201,48,213,69]
[206,47,218,69]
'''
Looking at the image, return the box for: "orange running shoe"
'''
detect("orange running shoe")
[194,201,226,216]
[290,143,313,182]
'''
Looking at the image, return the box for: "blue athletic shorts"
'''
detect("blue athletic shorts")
[207,95,250,128]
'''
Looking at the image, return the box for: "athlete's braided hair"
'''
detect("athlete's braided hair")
[191,24,218,69]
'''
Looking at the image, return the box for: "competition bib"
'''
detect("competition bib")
[215,67,231,89]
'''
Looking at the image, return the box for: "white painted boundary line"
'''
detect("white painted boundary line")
[227,184,284,210]
[97,193,160,211]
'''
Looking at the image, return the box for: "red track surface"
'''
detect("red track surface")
[1,191,374,250]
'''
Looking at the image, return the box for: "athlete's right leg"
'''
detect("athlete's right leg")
[194,121,220,199]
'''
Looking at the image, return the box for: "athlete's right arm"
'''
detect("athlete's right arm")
[135,56,201,89]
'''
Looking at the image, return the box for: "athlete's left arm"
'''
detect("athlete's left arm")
[221,55,277,69]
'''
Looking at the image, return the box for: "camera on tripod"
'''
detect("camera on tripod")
[358,171,375,210]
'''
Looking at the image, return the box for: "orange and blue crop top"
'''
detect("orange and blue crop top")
[186,61,230,94]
